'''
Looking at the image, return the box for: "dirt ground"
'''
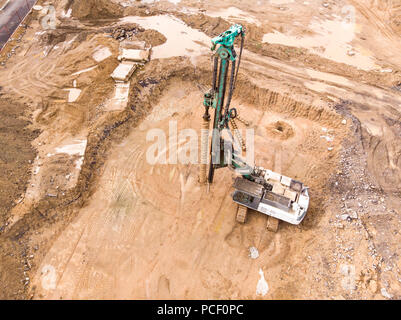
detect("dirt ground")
[1,0,401,299]
[0,98,39,226]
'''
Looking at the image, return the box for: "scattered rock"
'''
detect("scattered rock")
[110,26,143,41]
[46,193,57,198]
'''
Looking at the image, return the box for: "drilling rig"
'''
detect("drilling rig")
[200,24,310,232]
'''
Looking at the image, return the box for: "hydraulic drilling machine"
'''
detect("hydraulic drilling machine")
[200,24,310,232]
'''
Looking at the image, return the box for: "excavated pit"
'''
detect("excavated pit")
[28,73,347,299]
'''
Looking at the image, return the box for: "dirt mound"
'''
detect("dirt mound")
[39,29,68,46]
[71,0,123,20]
[110,25,143,41]
[135,29,167,47]
[176,13,230,38]
[104,25,167,47]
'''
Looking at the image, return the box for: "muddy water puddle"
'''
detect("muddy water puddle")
[263,16,378,70]
[205,6,261,26]
[120,15,211,62]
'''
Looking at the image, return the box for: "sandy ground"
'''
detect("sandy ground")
[29,81,344,299]
[1,0,401,299]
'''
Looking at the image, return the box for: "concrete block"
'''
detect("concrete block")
[118,48,150,62]
[105,83,130,112]
[111,62,137,82]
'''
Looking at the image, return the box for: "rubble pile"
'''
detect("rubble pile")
[110,26,144,41]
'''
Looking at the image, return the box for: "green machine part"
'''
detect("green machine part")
[203,24,245,183]
[211,24,244,59]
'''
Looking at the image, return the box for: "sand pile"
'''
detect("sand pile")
[71,0,123,20]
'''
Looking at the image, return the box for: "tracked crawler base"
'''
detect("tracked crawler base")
[232,168,310,228]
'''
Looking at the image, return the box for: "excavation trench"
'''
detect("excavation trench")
[21,63,347,299]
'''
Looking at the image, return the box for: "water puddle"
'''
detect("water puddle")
[206,7,261,26]
[262,17,378,70]
[120,15,211,62]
